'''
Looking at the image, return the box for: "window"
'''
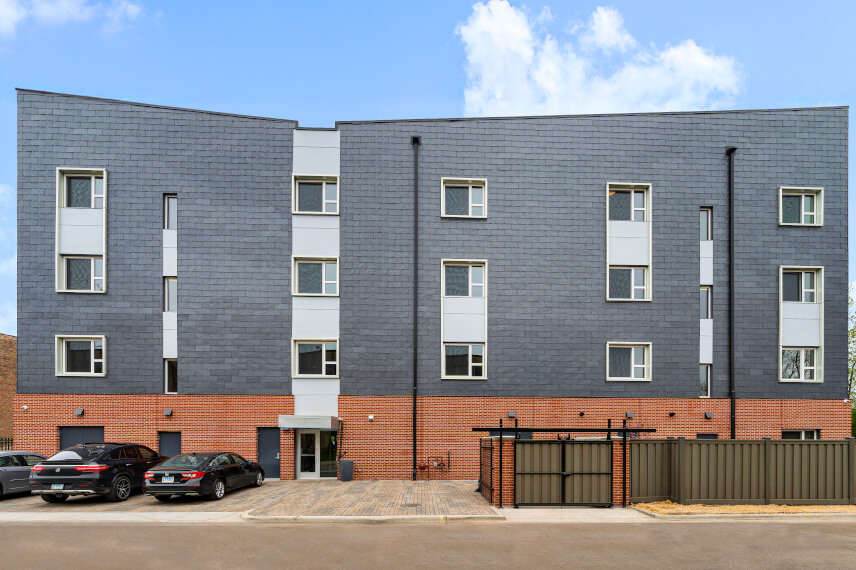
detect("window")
[164,359,177,394]
[56,336,105,376]
[164,278,177,312]
[442,343,485,379]
[696,434,718,440]
[782,269,820,303]
[700,286,712,319]
[782,430,819,440]
[607,343,650,381]
[699,364,711,398]
[294,259,338,296]
[780,187,822,226]
[608,267,646,300]
[442,179,486,218]
[62,173,104,208]
[164,195,177,229]
[700,207,712,240]
[20,454,44,466]
[294,341,338,377]
[608,184,649,222]
[294,178,338,214]
[443,261,485,297]
[781,347,819,382]
[61,256,104,292]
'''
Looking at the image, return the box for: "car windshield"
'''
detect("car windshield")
[158,454,214,468]
[47,446,112,461]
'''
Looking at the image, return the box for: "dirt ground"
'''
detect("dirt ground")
[634,500,856,515]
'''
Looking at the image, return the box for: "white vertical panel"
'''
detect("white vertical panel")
[163,229,177,276]
[699,319,713,364]
[163,312,177,359]
[700,241,713,285]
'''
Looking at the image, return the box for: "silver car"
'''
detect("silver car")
[0,451,46,496]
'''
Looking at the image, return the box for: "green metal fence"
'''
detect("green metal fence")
[630,438,856,505]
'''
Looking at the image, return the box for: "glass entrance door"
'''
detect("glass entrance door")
[297,430,338,479]
[298,431,317,479]
[320,431,337,478]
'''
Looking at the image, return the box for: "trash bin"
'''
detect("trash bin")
[338,459,354,481]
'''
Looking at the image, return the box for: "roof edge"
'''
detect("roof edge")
[16,88,298,124]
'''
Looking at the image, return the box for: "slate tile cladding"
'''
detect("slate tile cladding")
[17,90,296,395]
[337,108,848,399]
[17,90,847,401]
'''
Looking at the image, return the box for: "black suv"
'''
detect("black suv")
[30,443,163,502]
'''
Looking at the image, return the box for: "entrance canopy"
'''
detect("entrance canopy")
[278,415,341,430]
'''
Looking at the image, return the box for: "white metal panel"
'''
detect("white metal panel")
[294,129,340,148]
[163,312,177,359]
[443,297,486,315]
[608,221,649,265]
[781,303,823,346]
[443,313,486,342]
[699,319,713,364]
[292,378,341,396]
[293,226,340,257]
[293,297,340,338]
[294,394,339,417]
[700,241,714,285]
[58,208,104,254]
[163,230,177,276]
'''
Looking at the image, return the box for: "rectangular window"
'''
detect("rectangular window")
[699,364,711,398]
[608,184,649,222]
[294,259,338,296]
[294,341,338,377]
[443,261,486,297]
[442,343,485,379]
[442,179,487,218]
[56,336,105,376]
[164,359,177,394]
[164,195,177,229]
[780,187,822,226]
[700,207,712,241]
[607,343,650,381]
[700,286,712,319]
[608,267,646,300]
[63,174,105,209]
[61,256,104,292]
[164,277,177,312]
[294,178,338,214]
[781,347,819,382]
[782,430,819,440]
[696,434,718,440]
[781,268,820,303]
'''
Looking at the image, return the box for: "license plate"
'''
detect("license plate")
[162,476,174,483]
[51,484,64,490]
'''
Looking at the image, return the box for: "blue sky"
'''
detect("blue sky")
[0,0,853,335]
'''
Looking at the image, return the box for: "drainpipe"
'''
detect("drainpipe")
[411,136,421,480]
[726,147,737,440]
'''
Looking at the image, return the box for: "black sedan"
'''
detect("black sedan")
[30,443,163,502]
[144,452,264,501]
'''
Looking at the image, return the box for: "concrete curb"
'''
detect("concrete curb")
[630,506,856,520]
[240,512,506,524]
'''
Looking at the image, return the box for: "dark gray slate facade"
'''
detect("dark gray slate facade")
[18,90,848,400]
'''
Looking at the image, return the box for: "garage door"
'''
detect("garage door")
[158,431,181,457]
[59,426,105,450]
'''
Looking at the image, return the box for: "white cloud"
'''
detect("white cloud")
[0,302,14,336]
[457,1,741,117]
[0,0,143,37]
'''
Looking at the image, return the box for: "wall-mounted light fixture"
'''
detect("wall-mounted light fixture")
[20,405,28,411]
[507,411,516,419]
[579,411,585,417]
[74,409,84,416]
[704,412,714,419]
[163,409,173,417]
[625,412,634,419]
[668,412,676,417]
[368,415,375,421]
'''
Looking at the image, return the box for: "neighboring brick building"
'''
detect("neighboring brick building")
[14,89,849,483]
[0,334,16,438]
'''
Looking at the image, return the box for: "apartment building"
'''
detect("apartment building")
[14,89,850,480]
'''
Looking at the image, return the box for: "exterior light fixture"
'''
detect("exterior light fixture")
[579,412,585,417]
[20,405,28,411]
[704,412,714,419]
[163,409,173,417]
[507,411,516,418]
[74,409,84,416]
[368,415,375,421]
[625,412,634,419]
[669,412,676,417]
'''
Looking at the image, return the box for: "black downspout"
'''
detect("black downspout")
[726,147,737,440]
[411,136,421,480]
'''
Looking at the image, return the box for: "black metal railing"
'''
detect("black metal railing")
[0,437,12,451]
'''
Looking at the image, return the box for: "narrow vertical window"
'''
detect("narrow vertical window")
[699,286,712,319]
[164,195,177,230]
[164,277,177,312]
[699,364,711,398]
[700,207,712,240]
[164,359,178,394]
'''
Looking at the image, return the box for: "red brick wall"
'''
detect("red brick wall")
[0,334,16,438]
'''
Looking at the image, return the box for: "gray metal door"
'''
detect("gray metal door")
[515,440,613,506]
[158,432,181,457]
[257,428,280,479]
[59,426,104,450]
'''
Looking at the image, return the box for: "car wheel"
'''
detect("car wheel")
[252,472,264,487]
[105,475,132,502]
[154,495,172,502]
[207,479,226,501]
[41,493,68,503]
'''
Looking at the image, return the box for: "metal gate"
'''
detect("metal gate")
[515,440,613,506]
[478,440,493,503]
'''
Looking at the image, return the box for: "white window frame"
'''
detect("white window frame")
[292,176,339,215]
[292,257,339,297]
[164,194,177,230]
[164,359,177,394]
[699,364,711,398]
[55,335,106,377]
[606,342,652,382]
[607,266,648,302]
[441,342,486,380]
[59,172,105,209]
[164,277,177,312]
[779,187,823,226]
[293,339,339,378]
[700,207,713,241]
[58,255,104,293]
[442,260,487,298]
[607,183,650,222]
[55,168,108,294]
[779,347,821,383]
[780,267,822,304]
[441,178,487,219]
[700,286,712,319]
[782,430,819,440]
